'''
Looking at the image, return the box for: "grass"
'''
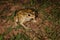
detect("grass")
[15,33,30,40]
[0,0,60,40]
[0,35,4,40]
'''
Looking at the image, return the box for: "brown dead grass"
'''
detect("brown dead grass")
[0,0,60,40]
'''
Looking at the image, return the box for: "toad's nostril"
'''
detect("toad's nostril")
[31,18,33,20]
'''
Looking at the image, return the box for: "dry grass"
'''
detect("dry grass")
[0,0,60,40]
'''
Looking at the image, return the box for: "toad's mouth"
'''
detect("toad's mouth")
[25,18,32,21]
[25,18,36,22]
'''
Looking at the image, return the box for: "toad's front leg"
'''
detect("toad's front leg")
[20,22,31,30]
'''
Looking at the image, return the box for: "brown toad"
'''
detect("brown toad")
[14,9,36,29]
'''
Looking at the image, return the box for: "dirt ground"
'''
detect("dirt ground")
[0,0,60,40]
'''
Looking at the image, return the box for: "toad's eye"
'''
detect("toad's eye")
[28,14,30,16]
